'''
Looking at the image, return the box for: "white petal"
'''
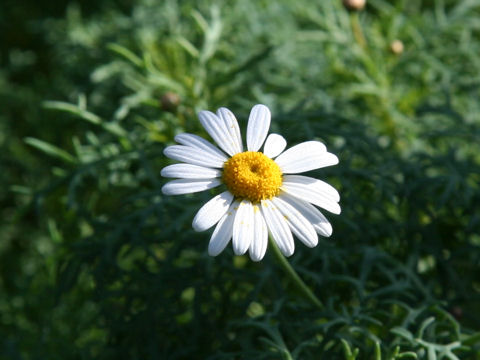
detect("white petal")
[216,107,243,154]
[282,177,341,215]
[271,197,318,248]
[192,191,234,232]
[319,153,339,168]
[164,145,225,168]
[260,199,294,257]
[283,175,340,202]
[175,133,228,160]
[161,178,221,195]
[232,200,254,255]
[249,205,268,262]
[198,110,239,156]
[281,193,333,237]
[247,104,271,151]
[208,201,238,256]
[161,164,221,179]
[263,133,287,158]
[275,141,338,173]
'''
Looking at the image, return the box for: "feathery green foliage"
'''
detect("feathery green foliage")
[1,0,479,359]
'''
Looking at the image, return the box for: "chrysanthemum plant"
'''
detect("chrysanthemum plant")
[161,104,340,306]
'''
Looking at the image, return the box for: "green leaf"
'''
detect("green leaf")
[341,339,359,360]
[43,100,102,125]
[107,43,143,67]
[24,137,77,164]
[391,327,414,341]
[43,101,127,137]
[396,352,418,359]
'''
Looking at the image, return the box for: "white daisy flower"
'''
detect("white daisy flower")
[161,104,340,262]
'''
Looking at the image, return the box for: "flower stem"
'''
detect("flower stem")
[350,12,367,49]
[268,236,323,309]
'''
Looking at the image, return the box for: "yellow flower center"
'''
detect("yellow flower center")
[222,151,282,203]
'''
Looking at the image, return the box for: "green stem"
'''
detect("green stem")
[268,236,323,309]
[350,13,367,49]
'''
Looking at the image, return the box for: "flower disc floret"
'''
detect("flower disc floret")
[222,151,282,203]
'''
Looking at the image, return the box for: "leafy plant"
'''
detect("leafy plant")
[1,0,479,359]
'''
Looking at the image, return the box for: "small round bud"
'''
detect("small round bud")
[160,92,181,112]
[343,0,366,11]
[390,40,404,55]
[450,306,463,320]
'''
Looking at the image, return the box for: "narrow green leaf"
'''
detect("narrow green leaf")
[462,332,480,346]
[107,43,143,67]
[24,137,77,164]
[396,352,418,359]
[43,101,127,137]
[391,327,414,341]
[418,317,435,339]
[43,101,102,125]
[9,185,33,195]
[341,339,359,360]
[175,36,199,58]
[375,342,381,360]
[47,218,63,243]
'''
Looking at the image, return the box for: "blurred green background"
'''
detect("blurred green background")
[1,0,480,359]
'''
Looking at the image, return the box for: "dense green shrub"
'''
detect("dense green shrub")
[1,0,479,359]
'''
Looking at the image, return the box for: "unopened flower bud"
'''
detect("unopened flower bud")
[450,306,463,320]
[390,40,404,55]
[160,92,181,112]
[343,0,366,11]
